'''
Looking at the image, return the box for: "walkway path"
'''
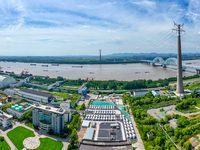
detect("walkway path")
[128,107,145,150]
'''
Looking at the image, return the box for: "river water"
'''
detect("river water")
[0,60,199,81]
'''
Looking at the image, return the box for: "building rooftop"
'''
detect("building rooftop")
[7,106,33,115]
[83,128,94,140]
[20,89,53,98]
[0,110,12,120]
[33,104,66,114]
[134,90,149,93]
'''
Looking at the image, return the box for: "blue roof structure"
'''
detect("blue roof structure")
[152,90,159,96]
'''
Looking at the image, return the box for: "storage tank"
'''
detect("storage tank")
[1,97,6,103]
[15,104,18,107]
[15,107,20,111]
[11,106,15,109]
[19,106,23,111]
[8,95,12,102]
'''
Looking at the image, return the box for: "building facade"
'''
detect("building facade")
[78,83,87,95]
[18,89,53,103]
[60,100,71,110]
[133,90,149,97]
[0,110,13,128]
[0,75,16,88]
[32,104,71,133]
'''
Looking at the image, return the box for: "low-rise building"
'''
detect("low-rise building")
[7,103,33,118]
[0,110,13,128]
[60,100,71,110]
[133,90,149,97]
[147,132,154,139]
[18,89,53,103]
[32,104,71,133]
[5,89,16,95]
[152,90,160,96]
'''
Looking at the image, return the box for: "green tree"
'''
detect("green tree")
[154,145,162,150]
[70,129,78,147]
[183,141,192,150]
[80,103,85,110]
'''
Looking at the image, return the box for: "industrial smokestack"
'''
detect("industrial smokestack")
[99,49,101,62]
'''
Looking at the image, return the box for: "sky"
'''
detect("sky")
[0,0,200,56]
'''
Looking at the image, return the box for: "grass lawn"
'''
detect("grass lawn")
[74,105,81,110]
[29,138,63,150]
[0,138,11,150]
[186,81,200,91]
[7,126,35,150]
[44,91,79,106]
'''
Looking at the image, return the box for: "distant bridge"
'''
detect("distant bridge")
[141,57,200,74]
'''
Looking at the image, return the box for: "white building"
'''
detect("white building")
[0,75,16,88]
[78,83,87,95]
[152,90,159,96]
[5,89,16,95]
[60,100,71,110]
[32,104,71,133]
[18,89,53,103]
[7,105,33,118]
[0,110,13,128]
[133,90,149,97]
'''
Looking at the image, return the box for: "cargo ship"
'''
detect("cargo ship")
[42,65,48,67]
[30,64,36,66]
[72,66,83,68]
[52,64,59,66]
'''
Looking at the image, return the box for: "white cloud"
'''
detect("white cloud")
[5,37,11,40]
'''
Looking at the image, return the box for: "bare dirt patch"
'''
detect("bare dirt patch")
[78,127,87,140]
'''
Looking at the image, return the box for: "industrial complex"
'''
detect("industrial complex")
[18,89,54,103]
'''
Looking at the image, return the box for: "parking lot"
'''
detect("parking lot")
[97,122,123,141]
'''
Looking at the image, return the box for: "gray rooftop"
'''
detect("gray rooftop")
[33,104,66,114]
[0,111,12,120]
[20,89,53,98]
[83,128,94,140]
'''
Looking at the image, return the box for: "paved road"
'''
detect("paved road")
[0,121,70,150]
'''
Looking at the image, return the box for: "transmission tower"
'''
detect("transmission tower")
[172,22,185,94]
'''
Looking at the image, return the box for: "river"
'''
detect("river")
[0,60,199,81]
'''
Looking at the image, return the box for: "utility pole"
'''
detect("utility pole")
[172,22,185,95]
[99,49,101,62]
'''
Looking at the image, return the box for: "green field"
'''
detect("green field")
[44,91,79,105]
[7,126,35,150]
[0,137,11,150]
[29,138,63,150]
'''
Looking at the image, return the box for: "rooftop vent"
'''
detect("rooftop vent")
[45,107,51,110]
[35,103,40,106]
[58,108,63,112]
